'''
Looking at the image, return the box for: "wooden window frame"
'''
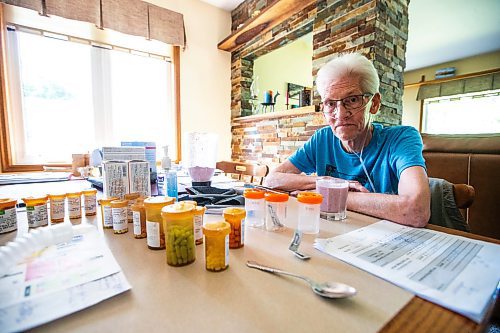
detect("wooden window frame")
[0,5,181,173]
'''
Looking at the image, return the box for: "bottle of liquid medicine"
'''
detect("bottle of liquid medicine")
[166,165,178,200]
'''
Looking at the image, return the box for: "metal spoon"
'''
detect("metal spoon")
[246,261,357,299]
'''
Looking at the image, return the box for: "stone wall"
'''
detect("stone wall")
[230,0,409,164]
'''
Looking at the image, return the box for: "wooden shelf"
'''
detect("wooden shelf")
[232,105,316,123]
[218,0,315,52]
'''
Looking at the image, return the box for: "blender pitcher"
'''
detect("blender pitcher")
[186,132,218,185]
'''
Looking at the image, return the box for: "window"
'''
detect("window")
[422,89,500,134]
[2,27,176,169]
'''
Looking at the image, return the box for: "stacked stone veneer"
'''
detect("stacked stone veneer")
[230,0,409,164]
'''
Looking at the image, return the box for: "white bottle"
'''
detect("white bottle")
[158,145,172,196]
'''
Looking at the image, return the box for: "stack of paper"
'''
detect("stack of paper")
[0,231,130,332]
[314,220,500,323]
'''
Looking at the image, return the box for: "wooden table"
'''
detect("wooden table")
[0,181,498,333]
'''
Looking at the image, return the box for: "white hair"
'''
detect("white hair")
[316,53,380,99]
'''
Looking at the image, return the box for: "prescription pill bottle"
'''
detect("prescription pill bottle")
[223,207,246,249]
[194,206,206,245]
[161,202,196,266]
[203,221,230,272]
[47,193,66,224]
[110,199,128,234]
[144,196,175,250]
[66,191,82,219]
[264,192,289,232]
[124,192,140,223]
[22,196,49,228]
[243,189,265,228]
[131,197,146,239]
[0,198,17,234]
[98,197,118,229]
[297,192,323,234]
[82,188,97,216]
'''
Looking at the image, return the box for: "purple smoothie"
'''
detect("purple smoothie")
[189,166,215,182]
[316,178,348,213]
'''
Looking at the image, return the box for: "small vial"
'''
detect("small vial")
[264,192,289,232]
[0,198,18,234]
[98,197,118,229]
[82,188,97,216]
[243,189,265,228]
[297,192,323,234]
[22,196,49,228]
[131,197,146,239]
[203,221,231,272]
[124,192,140,223]
[66,191,82,219]
[144,196,175,250]
[110,199,129,234]
[194,206,206,245]
[223,207,246,249]
[47,193,66,224]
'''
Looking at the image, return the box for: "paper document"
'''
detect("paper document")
[0,230,130,332]
[314,220,500,323]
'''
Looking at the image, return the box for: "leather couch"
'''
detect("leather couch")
[422,133,500,240]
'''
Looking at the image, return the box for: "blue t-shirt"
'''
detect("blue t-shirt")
[288,124,426,194]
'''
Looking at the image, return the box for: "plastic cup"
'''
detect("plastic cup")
[316,178,349,221]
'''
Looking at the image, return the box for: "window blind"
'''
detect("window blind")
[417,71,500,100]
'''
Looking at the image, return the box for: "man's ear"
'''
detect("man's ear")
[369,93,381,115]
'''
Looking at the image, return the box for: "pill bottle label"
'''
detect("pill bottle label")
[68,197,81,218]
[112,207,127,231]
[147,220,160,247]
[0,207,17,233]
[225,235,229,266]
[84,196,97,215]
[27,204,48,227]
[103,206,113,227]
[133,211,141,235]
[50,199,65,220]
[194,214,203,243]
[127,200,136,221]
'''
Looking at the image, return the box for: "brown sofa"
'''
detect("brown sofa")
[422,133,500,240]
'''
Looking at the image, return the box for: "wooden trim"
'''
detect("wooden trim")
[232,105,316,124]
[404,68,500,88]
[173,45,181,163]
[418,99,424,132]
[0,4,11,173]
[217,0,315,52]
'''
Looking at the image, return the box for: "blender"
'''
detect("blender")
[186,132,218,186]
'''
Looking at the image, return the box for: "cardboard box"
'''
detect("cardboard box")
[103,161,129,199]
[128,160,151,197]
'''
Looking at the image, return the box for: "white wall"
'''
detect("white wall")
[145,0,232,163]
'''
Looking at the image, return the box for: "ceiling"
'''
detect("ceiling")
[199,0,500,71]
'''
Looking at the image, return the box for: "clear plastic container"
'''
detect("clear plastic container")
[144,196,175,250]
[203,221,230,272]
[243,189,265,228]
[186,132,218,183]
[48,193,66,223]
[98,197,118,229]
[110,199,128,234]
[82,188,97,216]
[124,192,140,223]
[131,197,146,239]
[223,207,246,249]
[0,198,17,234]
[161,202,196,266]
[22,196,49,228]
[297,192,323,234]
[66,191,82,219]
[264,192,289,232]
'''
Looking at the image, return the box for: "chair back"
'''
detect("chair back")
[216,161,269,185]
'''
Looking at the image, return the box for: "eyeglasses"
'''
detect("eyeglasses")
[320,93,373,119]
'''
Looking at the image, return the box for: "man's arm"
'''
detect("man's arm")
[346,166,431,227]
[263,160,316,191]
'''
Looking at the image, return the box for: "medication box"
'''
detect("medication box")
[103,161,129,199]
[128,160,151,197]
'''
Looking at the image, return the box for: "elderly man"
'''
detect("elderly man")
[264,53,430,227]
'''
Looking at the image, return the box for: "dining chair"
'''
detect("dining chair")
[216,161,269,185]
[453,183,475,209]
